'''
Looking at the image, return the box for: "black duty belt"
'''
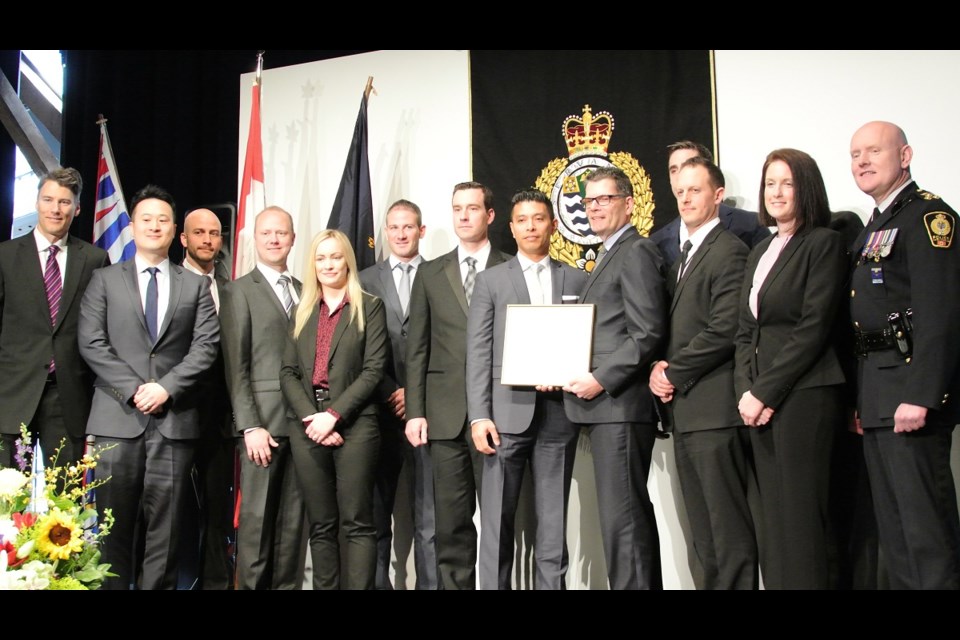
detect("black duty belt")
[854,328,896,356]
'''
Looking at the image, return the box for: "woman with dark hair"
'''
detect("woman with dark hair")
[734,148,847,589]
[280,229,387,589]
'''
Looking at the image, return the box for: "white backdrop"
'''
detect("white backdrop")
[240,50,960,589]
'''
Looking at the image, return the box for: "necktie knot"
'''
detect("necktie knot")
[146,266,159,276]
[594,244,608,267]
[47,245,59,258]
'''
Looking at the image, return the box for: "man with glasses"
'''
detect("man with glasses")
[561,166,668,589]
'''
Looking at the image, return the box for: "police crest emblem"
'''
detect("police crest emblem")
[924,211,954,248]
[534,105,655,271]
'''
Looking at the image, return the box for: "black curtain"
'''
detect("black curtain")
[60,50,367,261]
[471,50,714,255]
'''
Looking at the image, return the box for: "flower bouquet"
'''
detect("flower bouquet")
[0,425,114,590]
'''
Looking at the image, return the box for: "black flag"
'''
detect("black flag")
[328,92,375,270]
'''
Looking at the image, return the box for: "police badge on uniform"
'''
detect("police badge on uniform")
[534,105,655,272]
[923,211,954,248]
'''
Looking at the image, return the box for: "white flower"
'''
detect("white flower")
[0,518,16,544]
[18,561,52,590]
[15,538,34,559]
[0,468,28,500]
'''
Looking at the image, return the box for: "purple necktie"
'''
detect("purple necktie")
[44,245,62,372]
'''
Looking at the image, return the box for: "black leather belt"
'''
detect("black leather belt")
[314,386,331,403]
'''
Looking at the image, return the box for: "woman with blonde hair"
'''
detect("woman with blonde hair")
[280,229,387,589]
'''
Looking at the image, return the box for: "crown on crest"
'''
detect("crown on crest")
[562,104,614,158]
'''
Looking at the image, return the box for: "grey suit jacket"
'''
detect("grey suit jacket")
[563,226,667,424]
[466,256,587,435]
[220,268,303,438]
[406,246,512,440]
[0,234,109,437]
[662,225,747,432]
[359,258,415,396]
[79,259,220,440]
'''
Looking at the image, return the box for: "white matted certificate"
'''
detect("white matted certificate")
[500,304,595,387]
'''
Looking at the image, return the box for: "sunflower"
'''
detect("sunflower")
[35,508,83,560]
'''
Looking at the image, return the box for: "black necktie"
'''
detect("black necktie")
[676,240,693,281]
[145,267,159,342]
[869,207,881,226]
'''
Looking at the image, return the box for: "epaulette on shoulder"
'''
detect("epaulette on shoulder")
[917,189,941,201]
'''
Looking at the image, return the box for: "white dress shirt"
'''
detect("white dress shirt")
[33,228,68,287]
[135,255,171,331]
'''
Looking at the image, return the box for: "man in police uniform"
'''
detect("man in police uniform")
[849,120,960,589]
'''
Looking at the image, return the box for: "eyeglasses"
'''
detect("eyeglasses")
[582,194,627,208]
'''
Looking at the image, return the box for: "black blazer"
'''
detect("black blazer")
[663,225,747,432]
[734,226,847,409]
[280,292,388,426]
[0,234,109,437]
[405,246,511,440]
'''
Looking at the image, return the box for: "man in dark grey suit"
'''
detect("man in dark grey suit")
[650,141,770,265]
[0,168,108,467]
[648,158,757,589]
[360,199,439,590]
[405,182,512,589]
[561,166,667,590]
[79,184,219,589]
[179,208,234,589]
[220,206,306,590]
[467,190,586,589]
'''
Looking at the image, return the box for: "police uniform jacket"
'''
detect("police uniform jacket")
[850,182,960,427]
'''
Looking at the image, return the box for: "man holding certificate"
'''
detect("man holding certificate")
[562,166,668,590]
[466,189,587,590]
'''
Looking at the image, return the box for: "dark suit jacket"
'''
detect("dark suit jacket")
[651,203,771,266]
[0,233,109,437]
[563,226,668,424]
[279,292,388,424]
[662,225,747,432]
[220,268,302,438]
[406,246,511,440]
[465,257,587,434]
[734,226,847,409]
[79,259,220,440]
[359,258,417,399]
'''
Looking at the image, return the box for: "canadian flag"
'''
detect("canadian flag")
[234,75,265,279]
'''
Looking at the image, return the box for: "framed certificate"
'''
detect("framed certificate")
[500,304,595,387]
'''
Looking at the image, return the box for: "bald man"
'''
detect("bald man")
[849,121,960,589]
[180,209,234,589]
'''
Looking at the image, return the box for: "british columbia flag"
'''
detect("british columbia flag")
[93,118,134,264]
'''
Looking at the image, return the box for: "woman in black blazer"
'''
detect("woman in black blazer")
[734,149,847,589]
[280,229,387,589]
